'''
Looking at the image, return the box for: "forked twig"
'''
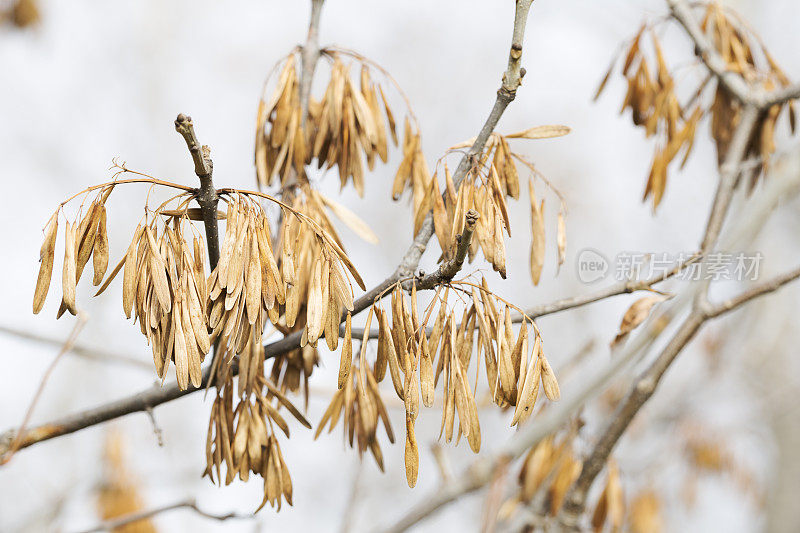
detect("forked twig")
[74,498,251,533]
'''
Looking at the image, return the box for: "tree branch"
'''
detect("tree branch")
[557,312,705,527]
[760,83,800,109]
[698,105,759,255]
[299,0,325,126]
[74,499,251,533]
[666,0,755,106]
[0,314,87,465]
[557,79,761,528]
[558,262,800,527]
[350,252,700,339]
[174,113,220,268]
[0,324,150,370]
[0,0,535,459]
[706,265,800,319]
[413,209,479,290]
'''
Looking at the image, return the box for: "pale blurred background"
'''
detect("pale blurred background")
[1,0,799,531]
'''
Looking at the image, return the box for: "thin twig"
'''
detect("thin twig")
[0,313,88,465]
[698,105,759,256]
[74,499,251,533]
[761,83,800,108]
[339,460,364,533]
[0,324,150,370]
[706,265,800,318]
[174,113,219,268]
[144,406,164,447]
[299,0,325,126]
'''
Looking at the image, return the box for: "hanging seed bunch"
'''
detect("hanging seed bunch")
[34,170,365,398]
[204,370,311,511]
[33,183,214,390]
[441,126,570,282]
[256,50,405,195]
[207,193,284,386]
[255,54,304,189]
[120,212,210,389]
[316,309,394,471]
[596,2,798,209]
[393,116,432,221]
[418,160,511,278]
[315,357,395,471]
[324,278,560,487]
[258,188,375,408]
[207,191,365,389]
[701,2,796,185]
[33,185,114,318]
[497,430,583,521]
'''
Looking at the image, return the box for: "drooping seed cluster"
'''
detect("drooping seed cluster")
[315,354,395,471]
[121,216,210,389]
[319,278,560,488]
[261,189,368,401]
[199,190,365,510]
[597,4,798,208]
[204,368,311,511]
[500,431,584,522]
[33,186,113,318]
[207,194,284,386]
[438,126,570,284]
[255,52,400,194]
[207,192,363,388]
[392,116,431,211]
[500,433,639,532]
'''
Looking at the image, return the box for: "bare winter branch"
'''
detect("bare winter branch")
[74,499,251,533]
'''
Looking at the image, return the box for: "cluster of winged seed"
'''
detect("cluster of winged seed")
[33,185,112,318]
[122,216,210,389]
[263,187,376,403]
[501,434,650,532]
[207,192,363,390]
[315,358,395,471]
[207,194,285,386]
[204,370,311,511]
[316,278,561,489]
[597,4,798,209]
[256,52,400,195]
[517,434,582,515]
[442,126,570,283]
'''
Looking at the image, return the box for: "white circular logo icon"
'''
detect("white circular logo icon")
[576,248,609,283]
